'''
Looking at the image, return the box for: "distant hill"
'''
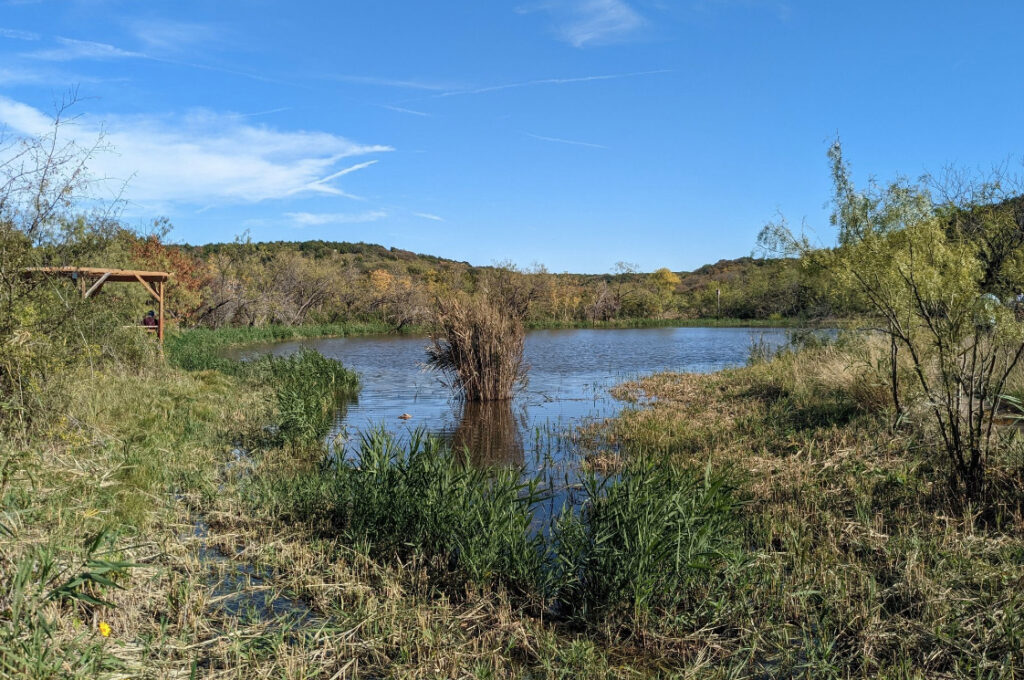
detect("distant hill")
[181,239,474,268]
[170,238,816,324]
[180,239,783,282]
[676,256,797,292]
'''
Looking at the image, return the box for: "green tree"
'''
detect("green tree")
[651,267,681,297]
[0,98,149,430]
[760,141,1024,499]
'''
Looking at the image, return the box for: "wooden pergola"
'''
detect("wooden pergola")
[23,266,171,342]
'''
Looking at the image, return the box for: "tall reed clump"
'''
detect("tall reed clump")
[245,349,359,446]
[247,431,744,631]
[551,460,744,628]
[166,332,359,446]
[249,429,547,594]
[427,277,530,401]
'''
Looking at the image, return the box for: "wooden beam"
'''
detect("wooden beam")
[134,274,160,301]
[24,266,170,281]
[83,272,111,299]
[158,280,164,344]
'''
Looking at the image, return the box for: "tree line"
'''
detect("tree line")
[74,231,825,331]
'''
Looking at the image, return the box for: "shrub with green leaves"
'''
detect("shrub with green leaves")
[759,141,1024,499]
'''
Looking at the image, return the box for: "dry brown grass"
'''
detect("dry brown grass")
[427,293,528,402]
[608,339,1024,676]
[10,333,1024,677]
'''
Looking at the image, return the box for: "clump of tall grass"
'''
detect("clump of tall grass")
[166,327,360,446]
[552,460,743,628]
[427,293,528,402]
[164,321,390,372]
[245,349,359,446]
[248,430,744,631]
[250,429,547,594]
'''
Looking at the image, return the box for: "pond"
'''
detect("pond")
[230,326,795,471]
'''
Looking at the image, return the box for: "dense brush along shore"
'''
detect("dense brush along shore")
[3,327,1024,678]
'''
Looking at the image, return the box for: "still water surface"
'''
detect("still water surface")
[232,327,793,469]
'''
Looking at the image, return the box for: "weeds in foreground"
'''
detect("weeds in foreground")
[611,338,1024,676]
[8,325,1024,676]
[247,429,745,644]
[554,461,743,628]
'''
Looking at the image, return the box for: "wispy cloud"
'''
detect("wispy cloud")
[413,212,445,222]
[435,68,669,98]
[226,107,292,119]
[128,19,218,52]
[525,132,607,149]
[0,27,40,40]
[520,0,646,47]
[380,104,431,117]
[565,0,645,47]
[286,210,389,226]
[0,65,46,85]
[0,96,392,208]
[25,35,293,86]
[28,37,144,61]
[301,160,379,197]
[327,74,459,91]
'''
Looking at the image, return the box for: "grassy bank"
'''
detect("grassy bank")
[164,320,395,371]
[606,337,1024,676]
[1,338,361,676]
[8,324,1021,676]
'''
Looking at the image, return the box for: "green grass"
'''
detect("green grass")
[244,349,359,445]
[2,322,365,676]
[609,338,1024,676]
[165,320,395,372]
[9,317,1024,676]
[0,365,274,678]
[167,325,362,446]
[249,429,549,595]
[246,428,745,639]
[552,460,743,629]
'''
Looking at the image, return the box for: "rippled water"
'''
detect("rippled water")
[231,326,795,468]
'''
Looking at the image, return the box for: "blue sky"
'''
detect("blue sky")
[1,1,1021,273]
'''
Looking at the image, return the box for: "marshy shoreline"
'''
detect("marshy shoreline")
[4,325,1024,677]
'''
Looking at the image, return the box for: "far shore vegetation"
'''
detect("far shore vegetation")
[6,105,1024,678]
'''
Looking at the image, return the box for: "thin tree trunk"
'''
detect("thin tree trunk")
[890,334,902,428]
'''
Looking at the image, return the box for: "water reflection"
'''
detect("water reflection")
[231,326,801,468]
[449,400,526,467]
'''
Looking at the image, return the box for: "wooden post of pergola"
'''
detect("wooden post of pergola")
[23,266,172,343]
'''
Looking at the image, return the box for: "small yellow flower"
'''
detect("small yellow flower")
[98,621,111,637]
